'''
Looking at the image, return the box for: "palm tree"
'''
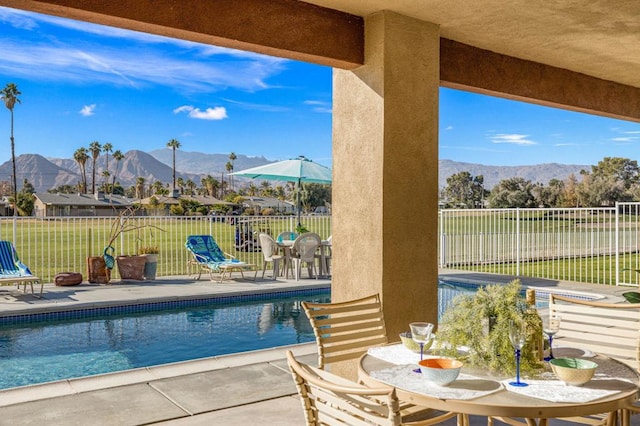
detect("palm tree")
[1,83,21,216]
[260,180,273,196]
[88,141,101,194]
[101,170,111,193]
[135,177,146,200]
[73,147,89,194]
[111,150,124,188]
[225,161,233,193]
[201,175,215,197]
[103,143,113,177]
[228,152,237,191]
[185,179,196,195]
[166,138,181,190]
[151,180,165,194]
[176,177,185,195]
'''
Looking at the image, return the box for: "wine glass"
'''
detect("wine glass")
[410,322,434,373]
[508,319,528,387]
[542,314,561,361]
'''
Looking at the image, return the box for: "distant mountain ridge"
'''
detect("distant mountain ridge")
[438,159,589,190]
[0,152,591,193]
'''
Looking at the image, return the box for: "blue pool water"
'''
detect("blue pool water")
[0,282,596,390]
[0,289,330,390]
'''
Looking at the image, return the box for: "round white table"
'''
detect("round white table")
[359,346,640,426]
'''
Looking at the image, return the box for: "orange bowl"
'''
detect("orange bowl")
[418,358,463,386]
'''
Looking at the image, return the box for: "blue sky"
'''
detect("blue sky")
[0,6,638,169]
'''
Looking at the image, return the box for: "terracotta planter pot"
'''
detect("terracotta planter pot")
[116,255,146,280]
[87,256,110,284]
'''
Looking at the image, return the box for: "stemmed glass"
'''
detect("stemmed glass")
[410,322,434,373]
[542,314,561,361]
[508,319,528,387]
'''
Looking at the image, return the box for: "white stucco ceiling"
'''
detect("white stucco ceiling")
[304,0,640,88]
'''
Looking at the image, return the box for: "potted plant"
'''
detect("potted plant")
[138,245,159,280]
[102,206,163,281]
[435,279,544,376]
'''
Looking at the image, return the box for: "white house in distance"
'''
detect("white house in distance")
[241,196,295,215]
[33,193,134,217]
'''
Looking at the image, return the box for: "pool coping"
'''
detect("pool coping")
[0,341,317,408]
[0,281,332,318]
[0,284,331,323]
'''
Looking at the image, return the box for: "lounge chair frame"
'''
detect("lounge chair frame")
[0,241,42,298]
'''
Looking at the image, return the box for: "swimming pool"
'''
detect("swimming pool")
[437,279,601,317]
[0,281,600,390]
[0,289,330,390]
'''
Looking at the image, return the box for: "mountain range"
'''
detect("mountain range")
[0,150,590,193]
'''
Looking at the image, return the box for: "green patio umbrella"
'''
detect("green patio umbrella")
[230,156,332,225]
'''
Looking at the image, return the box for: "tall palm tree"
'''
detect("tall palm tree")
[73,147,89,194]
[88,141,101,194]
[102,142,113,174]
[225,161,233,194]
[1,83,21,216]
[111,150,124,188]
[228,152,237,191]
[166,138,181,190]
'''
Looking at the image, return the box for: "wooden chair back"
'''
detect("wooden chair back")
[286,350,401,426]
[302,294,388,369]
[549,294,640,371]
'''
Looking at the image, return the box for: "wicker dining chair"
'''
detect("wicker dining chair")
[287,350,403,426]
[301,293,460,425]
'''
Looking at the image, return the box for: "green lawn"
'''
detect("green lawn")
[0,215,332,283]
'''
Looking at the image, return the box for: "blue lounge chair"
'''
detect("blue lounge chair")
[0,241,42,297]
[185,235,255,282]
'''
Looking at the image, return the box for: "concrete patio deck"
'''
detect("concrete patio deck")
[0,270,637,425]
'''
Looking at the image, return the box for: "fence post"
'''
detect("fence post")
[615,202,619,286]
[516,208,520,277]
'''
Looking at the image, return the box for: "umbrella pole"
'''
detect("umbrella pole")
[297,178,301,227]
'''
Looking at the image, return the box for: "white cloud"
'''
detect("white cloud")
[304,100,331,114]
[222,98,290,112]
[79,104,96,116]
[445,125,453,131]
[611,137,637,142]
[0,7,38,30]
[0,7,288,93]
[174,105,228,120]
[489,133,537,145]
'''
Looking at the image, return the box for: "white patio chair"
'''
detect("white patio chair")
[290,232,321,280]
[258,233,283,280]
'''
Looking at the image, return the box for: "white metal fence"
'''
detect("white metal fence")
[0,214,332,283]
[5,204,640,286]
[439,203,640,286]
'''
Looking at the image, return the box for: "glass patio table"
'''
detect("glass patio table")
[358,345,640,426]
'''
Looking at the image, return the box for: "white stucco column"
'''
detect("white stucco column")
[331,11,439,376]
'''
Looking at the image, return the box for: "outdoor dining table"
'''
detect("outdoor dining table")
[358,344,640,426]
[276,238,331,278]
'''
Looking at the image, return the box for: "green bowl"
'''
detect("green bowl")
[550,357,598,386]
